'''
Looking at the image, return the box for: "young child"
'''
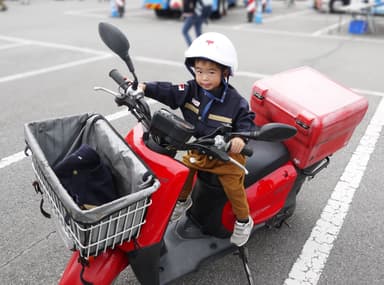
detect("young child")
[138,32,256,247]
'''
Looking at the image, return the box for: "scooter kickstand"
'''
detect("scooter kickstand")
[237,245,255,285]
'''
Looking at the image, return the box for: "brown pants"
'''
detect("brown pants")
[179,151,250,220]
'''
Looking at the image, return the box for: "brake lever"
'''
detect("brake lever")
[191,146,248,174]
[228,157,249,175]
[188,136,249,174]
[93,86,121,98]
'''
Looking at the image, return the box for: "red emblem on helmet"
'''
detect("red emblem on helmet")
[206,40,214,45]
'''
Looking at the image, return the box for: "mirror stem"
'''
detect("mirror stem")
[132,73,138,90]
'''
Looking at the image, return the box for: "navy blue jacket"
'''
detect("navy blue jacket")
[183,0,196,14]
[145,80,256,138]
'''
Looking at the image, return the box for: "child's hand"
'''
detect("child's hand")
[138,82,146,91]
[229,137,245,154]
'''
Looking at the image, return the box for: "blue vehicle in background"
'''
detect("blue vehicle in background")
[143,0,237,19]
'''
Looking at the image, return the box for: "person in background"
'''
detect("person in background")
[181,0,203,46]
[0,0,7,11]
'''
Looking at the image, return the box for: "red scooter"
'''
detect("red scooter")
[25,22,368,285]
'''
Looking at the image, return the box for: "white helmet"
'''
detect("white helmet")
[184,32,238,76]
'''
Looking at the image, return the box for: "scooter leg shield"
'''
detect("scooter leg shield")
[128,242,163,285]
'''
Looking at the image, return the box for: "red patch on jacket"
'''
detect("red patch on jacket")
[178,84,185,91]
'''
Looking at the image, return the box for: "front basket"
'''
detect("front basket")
[24,113,160,258]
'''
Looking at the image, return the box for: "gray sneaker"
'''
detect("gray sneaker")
[230,217,254,247]
[170,197,192,222]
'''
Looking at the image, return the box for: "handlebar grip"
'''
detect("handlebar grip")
[226,141,253,157]
[109,69,130,90]
[241,146,253,157]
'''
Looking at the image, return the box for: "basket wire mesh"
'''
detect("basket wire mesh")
[32,156,152,259]
[25,113,158,259]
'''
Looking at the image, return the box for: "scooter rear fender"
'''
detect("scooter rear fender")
[222,162,297,231]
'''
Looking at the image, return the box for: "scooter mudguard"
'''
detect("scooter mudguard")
[222,162,297,231]
[188,139,297,234]
[189,161,297,235]
[59,250,129,285]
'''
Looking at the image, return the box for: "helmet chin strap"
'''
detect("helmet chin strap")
[185,61,231,122]
[185,62,195,77]
[200,78,228,122]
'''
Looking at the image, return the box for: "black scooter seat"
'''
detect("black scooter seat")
[244,140,290,187]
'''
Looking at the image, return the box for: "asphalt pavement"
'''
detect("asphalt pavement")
[0,0,383,284]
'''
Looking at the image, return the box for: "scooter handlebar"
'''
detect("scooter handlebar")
[241,146,253,157]
[224,140,253,157]
[109,69,130,91]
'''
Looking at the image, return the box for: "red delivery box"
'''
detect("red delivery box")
[250,66,368,169]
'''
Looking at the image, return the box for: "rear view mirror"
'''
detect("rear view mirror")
[257,123,297,141]
[98,22,136,74]
[99,22,130,60]
[98,22,138,87]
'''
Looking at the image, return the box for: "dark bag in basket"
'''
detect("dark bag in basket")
[53,144,119,209]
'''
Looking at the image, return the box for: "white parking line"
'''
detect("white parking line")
[232,9,312,30]
[353,88,384,98]
[0,35,113,83]
[262,9,313,24]
[285,97,384,285]
[64,7,109,18]
[311,19,350,36]
[0,42,30,51]
[0,151,27,170]
[0,54,113,83]
[134,56,184,68]
[0,35,110,55]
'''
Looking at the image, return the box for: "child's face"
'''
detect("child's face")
[194,59,224,91]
